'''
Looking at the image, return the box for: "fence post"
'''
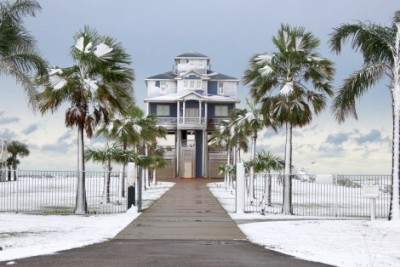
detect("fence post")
[137,167,143,212]
[236,163,245,214]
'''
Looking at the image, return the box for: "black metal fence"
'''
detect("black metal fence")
[245,173,391,218]
[0,170,128,215]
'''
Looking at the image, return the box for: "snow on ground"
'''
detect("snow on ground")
[208,182,400,267]
[0,182,174,262]
[1,181,400,266]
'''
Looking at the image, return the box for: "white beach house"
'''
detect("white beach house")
[144,51,240,178]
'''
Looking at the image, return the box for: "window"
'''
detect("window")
[185,108,199,118]
[156,105,170,116]
[215,105,228,117]
[218,82,224,95]
[160,81,167,94]
[184,79,202,89]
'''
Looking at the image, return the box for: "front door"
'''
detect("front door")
[181,147,195,178]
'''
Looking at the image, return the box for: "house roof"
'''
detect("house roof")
[146,71,177,80]
[146,70,238,81]
[207,71,238,81]
[144,91,240,103]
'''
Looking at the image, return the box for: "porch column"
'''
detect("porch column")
[177,101,180,126]
[183,101,186,124]
[176,130,180,178]
[146,102,149,116]
[199,101,202,124]
[202,130,208,178]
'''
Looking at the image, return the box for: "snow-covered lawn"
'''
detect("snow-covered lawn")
[208,182,400,267]
[0,182,174,262]
[1,181,399,266]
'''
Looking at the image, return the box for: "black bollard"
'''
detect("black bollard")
[127,184,136,209]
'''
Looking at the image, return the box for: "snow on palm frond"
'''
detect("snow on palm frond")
[307,56,323,62]
[132,124,142,133]
[48,68,63,76]
[49,75,67,90]
[75,36,92,53]
[84,78,98,93]
[295,36,304,51]
[94,43,113,58]
[255,54,273,64]
[280,81,293,95]
[259,65,273,76]
[283,30,291,48]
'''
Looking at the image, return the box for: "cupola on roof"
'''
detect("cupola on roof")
[175,51,209,59]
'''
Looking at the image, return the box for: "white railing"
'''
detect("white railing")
[178,117,206,126]
[157,117,177,125]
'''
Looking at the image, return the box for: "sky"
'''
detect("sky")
[0,0,398,174]
[1,181,400,266]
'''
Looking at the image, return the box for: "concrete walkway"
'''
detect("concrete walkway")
[3,180,332,267]
[115,179,245,240]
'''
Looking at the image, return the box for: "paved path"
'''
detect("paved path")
[2,180,332,267]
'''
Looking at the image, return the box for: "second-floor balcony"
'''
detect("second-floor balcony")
[156,116,226,130]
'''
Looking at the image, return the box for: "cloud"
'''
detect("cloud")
[41,130,76,154]
[355,129,386,145]
[22,124,40,135]
[326,132,349,145]
[57,129,75,143]
[0,129,17,140]
[0,112,19,125]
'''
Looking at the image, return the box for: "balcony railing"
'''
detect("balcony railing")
[156,117,227,128]
[157,117,177,126]
[178,117,206,125]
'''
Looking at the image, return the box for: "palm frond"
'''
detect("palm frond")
[332,62,385,123]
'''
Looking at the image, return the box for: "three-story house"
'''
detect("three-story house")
[144,51,239,178]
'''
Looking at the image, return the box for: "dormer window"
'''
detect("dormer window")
[218,82,224,95]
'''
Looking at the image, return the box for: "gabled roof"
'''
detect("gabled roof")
[144,90,240,103]
[175,51,209,59]
[208,71,238,81]
[146,71,177,80]
[146,69,238,81]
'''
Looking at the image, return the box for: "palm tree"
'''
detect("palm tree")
[97,104,145,198]
[6,140,29,180]
[228,108,249,165]
[139,114,166,188]
[148,146,166,186]
[250,150,284,210]
[234,98,275,198]
[36,26,134,214]
[0,0,46,104]
[243,24,335,214]
[209,120,233,187]
[85,143,134,204]
[330,11,400,220]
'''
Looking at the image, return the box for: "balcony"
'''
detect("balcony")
[156,117,228,130]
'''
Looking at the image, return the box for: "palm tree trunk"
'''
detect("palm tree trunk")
[12,156,17,181]
[390,29,400,220]
[152,168,157,185]
[75,125,88,215]
[225,146,231,189]
[104,161,111,204]
[282,121,293,215]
